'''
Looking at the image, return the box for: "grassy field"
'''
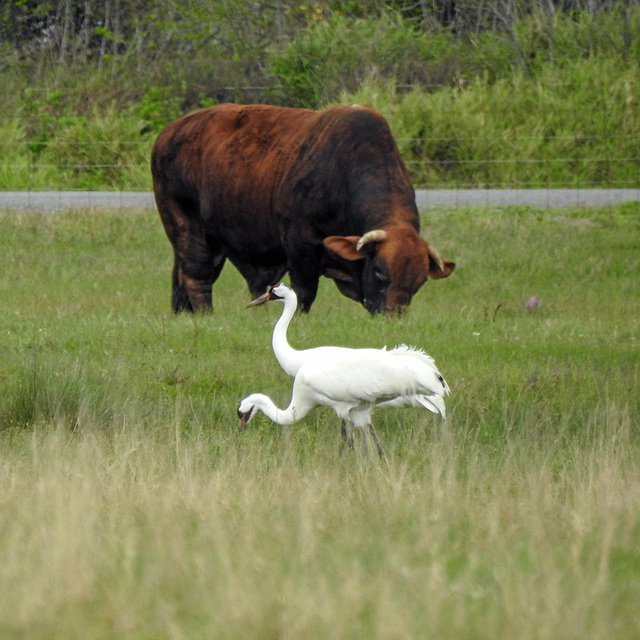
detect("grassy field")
[0,203,638,639]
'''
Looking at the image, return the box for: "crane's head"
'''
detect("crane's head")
[237,394,262,431]
[245,283,294,308]
[237,405,253,431]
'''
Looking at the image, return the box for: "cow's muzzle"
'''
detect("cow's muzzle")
[364,298,408,316]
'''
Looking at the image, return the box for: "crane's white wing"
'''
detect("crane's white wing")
[278,344,387,378]
[295,348,448,413]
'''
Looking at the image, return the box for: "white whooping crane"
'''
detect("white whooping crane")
[246,282,449,413]
[241,284,450,455]
[237,344,449,457]
[246,282,346,377]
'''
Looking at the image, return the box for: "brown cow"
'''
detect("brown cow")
[151,103,454,314]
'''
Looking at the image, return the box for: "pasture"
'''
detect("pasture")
[0,203,638,639]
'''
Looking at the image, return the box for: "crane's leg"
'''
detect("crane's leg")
[357,427,370,455]
[339,419,354,455]
[367,423,386,460]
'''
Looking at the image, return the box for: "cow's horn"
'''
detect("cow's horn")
[356,229,388,251]
[429,245,445,272]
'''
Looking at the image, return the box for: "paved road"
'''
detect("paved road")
[0,191,155,212]
[414,188,640,209]
[0,189,639,212]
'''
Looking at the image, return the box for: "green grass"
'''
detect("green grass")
[0,204,638,639]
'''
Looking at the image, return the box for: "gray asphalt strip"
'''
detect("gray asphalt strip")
[1,189,639,212]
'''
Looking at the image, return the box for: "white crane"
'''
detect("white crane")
[241,284,450,455]
[237,344,449,457]
[246,282,448,412]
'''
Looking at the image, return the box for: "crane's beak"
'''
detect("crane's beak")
[245,292,269,308]
[246,284,285,308]
[237,407,253,431]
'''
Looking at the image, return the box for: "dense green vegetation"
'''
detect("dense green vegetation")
[0,203,638,638]
[1,1,639,189]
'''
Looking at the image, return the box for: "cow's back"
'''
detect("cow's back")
[152,104,324,217]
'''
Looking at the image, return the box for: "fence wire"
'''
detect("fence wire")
[2,130,639,191]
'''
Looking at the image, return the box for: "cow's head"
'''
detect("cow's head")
[323,227,455,314]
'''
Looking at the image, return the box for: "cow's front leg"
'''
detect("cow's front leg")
[288,272,320,312]
[287,247,322,312]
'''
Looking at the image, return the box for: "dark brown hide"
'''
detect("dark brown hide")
[151,103,454,314]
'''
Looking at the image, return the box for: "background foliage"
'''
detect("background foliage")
[0,1,639,189]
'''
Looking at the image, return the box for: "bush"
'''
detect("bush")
[1,7,639,190]
[135,87,184,134]
[266,13,473,108]
[342,56,640,188]
[34,106,154,190]
[0,118,32,189]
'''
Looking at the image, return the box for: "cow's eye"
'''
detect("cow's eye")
[374,268,389,284]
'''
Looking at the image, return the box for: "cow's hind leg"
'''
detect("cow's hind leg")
[156,190,224,313]
[171,227,225,313]
[171,261,193,311]
[172,250,225,312]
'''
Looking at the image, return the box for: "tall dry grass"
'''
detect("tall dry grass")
[0,411,638,639]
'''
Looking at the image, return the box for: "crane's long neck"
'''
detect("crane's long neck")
[272,297,306,377]
[252,394,297,426]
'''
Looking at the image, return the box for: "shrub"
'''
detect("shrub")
[0,118,32,190]
[35,106,154,190]
[341,56,640,188]
[266,13,471,108]
[135,87,183,134]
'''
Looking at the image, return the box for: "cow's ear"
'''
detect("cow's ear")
[323,236,364,261]
[427,244,456,279]
[429,259,455,279]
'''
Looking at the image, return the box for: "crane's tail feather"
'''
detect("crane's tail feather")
[376,393,447,418]
[389,343,450,394]
[417,394,447,418]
